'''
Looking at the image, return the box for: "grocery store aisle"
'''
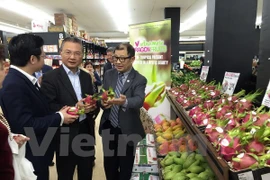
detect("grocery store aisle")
[49,110,106,180]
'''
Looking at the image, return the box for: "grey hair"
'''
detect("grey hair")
[106,47,114,53]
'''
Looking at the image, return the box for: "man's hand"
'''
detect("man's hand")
[108,94,126,105]
[101,100,112,109]
[13,134,30,148]
[60,106,79,124]
[76,99,97,114]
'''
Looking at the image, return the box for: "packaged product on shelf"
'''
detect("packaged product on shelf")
[137,134,155,147]
[132,147,158,173]
[130,173,159,180]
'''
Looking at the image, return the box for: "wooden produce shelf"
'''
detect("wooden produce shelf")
[166,92,229,180]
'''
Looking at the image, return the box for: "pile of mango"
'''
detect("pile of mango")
[155,118,186,143]
[160,151,216,180]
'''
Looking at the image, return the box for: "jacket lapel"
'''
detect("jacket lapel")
[9,69,50,110]
[58,66,78,102]
[121,68,135,93]
[111,70,118,90]
[79,71,89,98]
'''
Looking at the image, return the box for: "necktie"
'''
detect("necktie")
[109,73,124,127]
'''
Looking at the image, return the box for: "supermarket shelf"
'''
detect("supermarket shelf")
[166,92,229,180]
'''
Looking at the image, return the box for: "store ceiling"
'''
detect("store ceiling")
[0,0,264,41]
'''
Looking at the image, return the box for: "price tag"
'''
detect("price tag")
[262,173,270,180]
[238,171,254,180]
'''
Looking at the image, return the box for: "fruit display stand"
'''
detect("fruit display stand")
[166,91,229,180]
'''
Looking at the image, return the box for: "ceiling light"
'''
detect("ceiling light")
[0,0,54,23]
[102,0,130,33]
[180,6,207,33]
[104,38,129,43]
[256,16,262,25]
[0,21,31,34]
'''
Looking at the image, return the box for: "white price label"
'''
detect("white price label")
[262,173,270,180]
[238,171,254,180]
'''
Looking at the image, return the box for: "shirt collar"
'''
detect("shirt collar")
[120,68,132,77]
[10,65,38,85]
[62,64,80,75]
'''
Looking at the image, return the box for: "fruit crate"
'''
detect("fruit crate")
[167,94,229,180]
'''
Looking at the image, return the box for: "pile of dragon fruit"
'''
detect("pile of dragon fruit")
[169,80,270,171]
[169,80,221,108]
[189,89,270,171]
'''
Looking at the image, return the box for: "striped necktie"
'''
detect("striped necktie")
[109,73,124,127]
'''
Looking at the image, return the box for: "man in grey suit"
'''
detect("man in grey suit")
[100,43,147,180]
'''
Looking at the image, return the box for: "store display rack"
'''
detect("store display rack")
[166,92,229,180]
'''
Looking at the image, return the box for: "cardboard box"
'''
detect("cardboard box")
[48,25,65,32]
[54,13,68,26]
[131,173,160,180]
[137,134,155,147]
[133,147,158,173]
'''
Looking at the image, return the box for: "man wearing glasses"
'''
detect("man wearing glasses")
[100,43,147,180]
[0,34,79,180]
[41,37,99,180]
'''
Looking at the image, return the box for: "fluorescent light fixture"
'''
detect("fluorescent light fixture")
[101,0,130,33]
[180,6,207,33]
[0,0,54,23]
[256,16,262,25]
[104,38,129,43]
[0,22,31,34]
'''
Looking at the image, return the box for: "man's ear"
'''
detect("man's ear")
[29,55,36,65]
[131,56,135,63]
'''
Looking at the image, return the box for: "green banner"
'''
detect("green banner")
[129,19,171,120]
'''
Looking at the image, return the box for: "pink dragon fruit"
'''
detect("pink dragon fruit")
[232,153,259,170]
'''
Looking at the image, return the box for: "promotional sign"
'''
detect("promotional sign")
[200,66,209,82]
[43,45,58,53]
[262,80,270,108]
[221,72,240,95]
[31,20,48,32]
[129,19,171,119]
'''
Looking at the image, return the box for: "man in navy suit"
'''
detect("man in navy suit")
[0,34,79,180]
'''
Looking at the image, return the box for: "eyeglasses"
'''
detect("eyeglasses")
[62,50,82,58]
[112,56,131,62]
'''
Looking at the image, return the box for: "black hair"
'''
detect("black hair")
[114,43,135,57]
[84,61,94,68]
[60,37,83,51]
[8,34,44,67]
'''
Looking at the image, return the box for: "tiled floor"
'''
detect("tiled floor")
[49,111,106,180]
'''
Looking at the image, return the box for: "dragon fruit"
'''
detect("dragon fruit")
[219,129,243,161]
[235,90,262,113]
[100,87,115,101]
[203,100,215,110]
[245,139,265,155]
[232,153,259,170]
[84,93,99,105]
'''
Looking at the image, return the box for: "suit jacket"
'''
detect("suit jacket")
[103,62,112,79]
[33,64,53,78]
[0,68,62,172]
[100,68,147,142]
[41,66,99,151]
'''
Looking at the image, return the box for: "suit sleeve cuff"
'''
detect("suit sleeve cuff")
[57,112,64,126]
[122,99,128,111]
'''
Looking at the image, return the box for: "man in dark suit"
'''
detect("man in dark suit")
[41,37,99,180]
[100,43,147,180]
[0,34,79,180]
[103,47,114,80]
